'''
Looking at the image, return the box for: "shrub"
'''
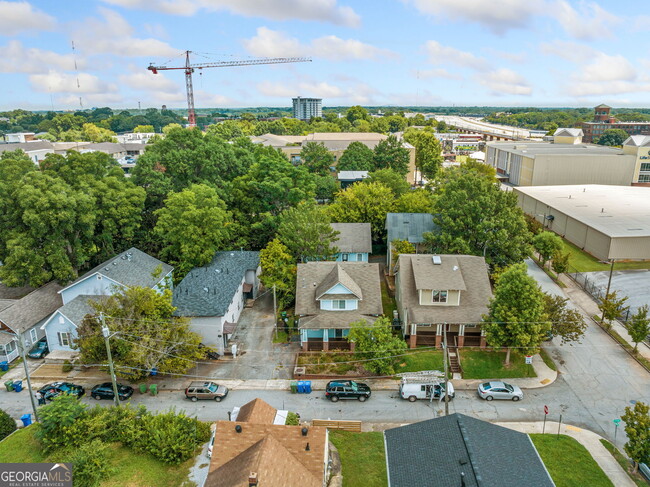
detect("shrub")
[69,440,114,487]
[62,360,73,373]
[36,395,87,452]
[0,408,16,441]
[285,412,300,426]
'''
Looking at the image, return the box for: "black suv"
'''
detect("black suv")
[91,382,134,401]
[325,380,371,402]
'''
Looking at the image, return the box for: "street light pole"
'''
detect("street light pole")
[272,285,278,340]
[100,312,121,407]
[443,323,449,417]
[599,259,616,324]
[17,337,39,422]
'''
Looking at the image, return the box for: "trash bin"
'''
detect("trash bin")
[12,380,23,392]
[0,361,8,372]
[290,381,298,394]
[139,384,147,394]
[20,414,31,427]
[304,381,312,394]
[297,381,305,394]
[4,380,13,392]
[150,367,158,376]
[149,384,158,396]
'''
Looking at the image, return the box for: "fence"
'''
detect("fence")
[312,419,362,432]
[565,266,632,324]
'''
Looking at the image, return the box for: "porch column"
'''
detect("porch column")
[457,325,465,347]
[409,323,417,349]
[323,329,329,352]
[480,328,487,349]
[435,323,443,348]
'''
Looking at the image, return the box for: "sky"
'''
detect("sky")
[1,0,649,111]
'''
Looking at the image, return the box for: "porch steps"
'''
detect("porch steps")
[448,349,462,375]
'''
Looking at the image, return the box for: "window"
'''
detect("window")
[332,300,346,310]
[639,174,650,183]
[30,329,37,343]
[341,253,348,262]
[432,290,448,303]
[357,253,364,261]
[640,162,650,172]
[58,332,71,347]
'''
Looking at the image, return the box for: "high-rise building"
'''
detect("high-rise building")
[292,97,322,120]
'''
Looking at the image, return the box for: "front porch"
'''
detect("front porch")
[407,323,486,348]
[0,339,19,363]
[300,328,355,352]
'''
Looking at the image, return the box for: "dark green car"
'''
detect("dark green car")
[325,380,371,402]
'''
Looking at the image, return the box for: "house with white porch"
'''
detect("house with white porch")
[172,251,260,355]
[331,223,372,263]
[41,248,173,353]
[295,262,382,351]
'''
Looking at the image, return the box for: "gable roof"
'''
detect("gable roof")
[173,251,260,317]
[63,248,172,293]
[0,140,53,154]
[385,213,437,243]
[0,282,63,334]
[331,223,372,253]
[236,398,278,424]
[396,254,491,324]
[45,295,104,328]
[384,413,554,487]
[595,104,611,109]
[553,128,583,137]
[624,135,650,147]
[315,265,362,300]
[0,282,34,300]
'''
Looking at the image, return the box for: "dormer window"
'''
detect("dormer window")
[432,291,448,303]
[333,300,347,309]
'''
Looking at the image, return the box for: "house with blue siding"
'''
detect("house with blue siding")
[385,213,438,274]
[330,223,372,263]
[41,248,173,354]
[172,251,260,355]
[295,262,382,351]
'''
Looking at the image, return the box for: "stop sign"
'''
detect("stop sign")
[544,405,549,415]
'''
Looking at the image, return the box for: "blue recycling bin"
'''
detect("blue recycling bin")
[150,367,158,376]
[13,380,23,392]
[304,381,312,394]
[20,414,32,427]
[0,361,8,372]
[297,381,305,393]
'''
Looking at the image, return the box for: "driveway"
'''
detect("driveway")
[581,268,650,317]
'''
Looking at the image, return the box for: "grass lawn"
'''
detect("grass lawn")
[380,277,397,320]
[394,349,444,374]
[559,238,650,272]
[599,439,649,487]
[0,426,197,487]
[460,349,537,379]
[297,352,357,375]
[0,357,22,378]
[272,330,289,343]
[539,348,558,371]
[329,431,387,487]
[530,434,613,487]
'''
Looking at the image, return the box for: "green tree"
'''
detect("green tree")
[596,128,629,146]
[627,305,650,353]
[483,263,550,365]
[423,167,531,266]
[81,123,117,142]
[76,287,205,380]
[346,105,370,124]
[391,239,415,264]
[162,123,183,134]
[370,117,389,133]
[133,124,155,133]
[348,317,407,375]
[328,182,396,242]
[70,439,114,487]
[551,251,570,276]
[598,291,629,330]
[154,184,232,278]
[337,141,374,172]
[313,174,340,202]
[37,395,87,452]
[385,115,408,133]
[532,231,563,268]
[621,401,650,474]
[365,168,410,196]
[395,189,435,214]
[403,129,444,180]
[277,202,339,262]
[300,141,335,176]
[0,408,16,441]
[373,135,410,175]
[543,293,587,344]
[259,238,297,310]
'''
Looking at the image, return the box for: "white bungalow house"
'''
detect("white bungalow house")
[41,248,173,353]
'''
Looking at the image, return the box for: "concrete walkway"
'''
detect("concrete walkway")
[497,421,635,487]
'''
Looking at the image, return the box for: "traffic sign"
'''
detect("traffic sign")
[525,355,533,364]
[544,405,549,415]
[613,419,621,425]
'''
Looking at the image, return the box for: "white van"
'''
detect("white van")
[399,380,455,402]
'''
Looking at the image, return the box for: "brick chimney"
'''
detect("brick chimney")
[248,472,258,486]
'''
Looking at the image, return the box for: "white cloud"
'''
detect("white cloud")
[406,0,541,35]
[0,1,56,35]
[483,48,527,64]
[0,41,80,74]
[73,8,179,58]
[242,27,394,61]
[258,80,344,98]
[580,54,636,83]
[551,1,620,40]
[539,40,598,63]
[29,70,118,94]
[423,41,488,71]
[101,0,360,27]
[119,70,180,93]
[416,68,461,80]
[478,68,532,95]
[56,93,125,107]
[568,81,650,97]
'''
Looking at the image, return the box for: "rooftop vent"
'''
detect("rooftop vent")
[305,442,310,451]
[235,425,242,433]
[104,267,110,271]
[453,265,459,271]
[203,287,209,293]
[301,427,308,437]
[113,262,117,265]
[432,256,442,265]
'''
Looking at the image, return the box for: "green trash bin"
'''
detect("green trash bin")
[4,380,13,392]
[149,384,158,396]
[290,381,298,394]
[139,384,147,394]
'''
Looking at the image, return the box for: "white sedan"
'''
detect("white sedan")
[478,381,524,401]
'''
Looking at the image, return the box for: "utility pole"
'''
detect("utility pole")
[443,323,449,417]
[272,285,278,340]
[599,259,616,324]
[100,312,121,407]
[17,337,39,422]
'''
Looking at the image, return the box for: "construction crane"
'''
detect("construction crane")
[147,51,311,127]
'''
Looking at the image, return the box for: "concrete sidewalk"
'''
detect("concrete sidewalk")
[497,421,636,487]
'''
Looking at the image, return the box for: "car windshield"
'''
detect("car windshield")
[481,383,492,390]
[350,381,358,391]
[59,384,71,392]
[208,384,218,392]
[505,384,514,392]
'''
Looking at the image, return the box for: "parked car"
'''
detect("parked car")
[325,380,371,402]
[38,382,85,401]
[478,381,523,401]
[90,382,134,401]
[639,462,650,482]
[400,379,455,402]
[185,381,228,402]
[27,339,49,359]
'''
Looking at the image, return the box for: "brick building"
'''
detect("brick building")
[582,104,650,143]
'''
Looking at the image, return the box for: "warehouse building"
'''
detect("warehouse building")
[514,185,650,261]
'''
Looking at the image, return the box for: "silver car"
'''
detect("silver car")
[478,381,523,401]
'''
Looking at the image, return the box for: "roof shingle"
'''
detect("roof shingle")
[0,282,63,334]
[331,223,372,253]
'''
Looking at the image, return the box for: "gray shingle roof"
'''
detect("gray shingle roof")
[0,140,53,153]
[0,281,63,334]
[411,255,467,291]
[331,223,372,253]
[385,213,437,244]
[173,251,260,317]
[396,254,491,325]
[385,413,555,487]
[56,295,104,326]
[0,282,35,300]
[67,248,173,291]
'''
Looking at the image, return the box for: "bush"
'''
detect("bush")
[62,360,73,373]
[36,395,87,452]
[285,412,300,426]
[0,408,16,441]
[68,439,114,487]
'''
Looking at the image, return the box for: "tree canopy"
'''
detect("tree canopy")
[373,135,410,175]
[596,128,629,147]
[542,293,587,344]
[403,129,443,180]
[300,142,335,176]
[336,141,374,172]
[277,201,339,262]
[259,238,296,310]
[348,317,406,375]
[621,401,650,474]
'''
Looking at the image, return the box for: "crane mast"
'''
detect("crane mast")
[147,50,311,127]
